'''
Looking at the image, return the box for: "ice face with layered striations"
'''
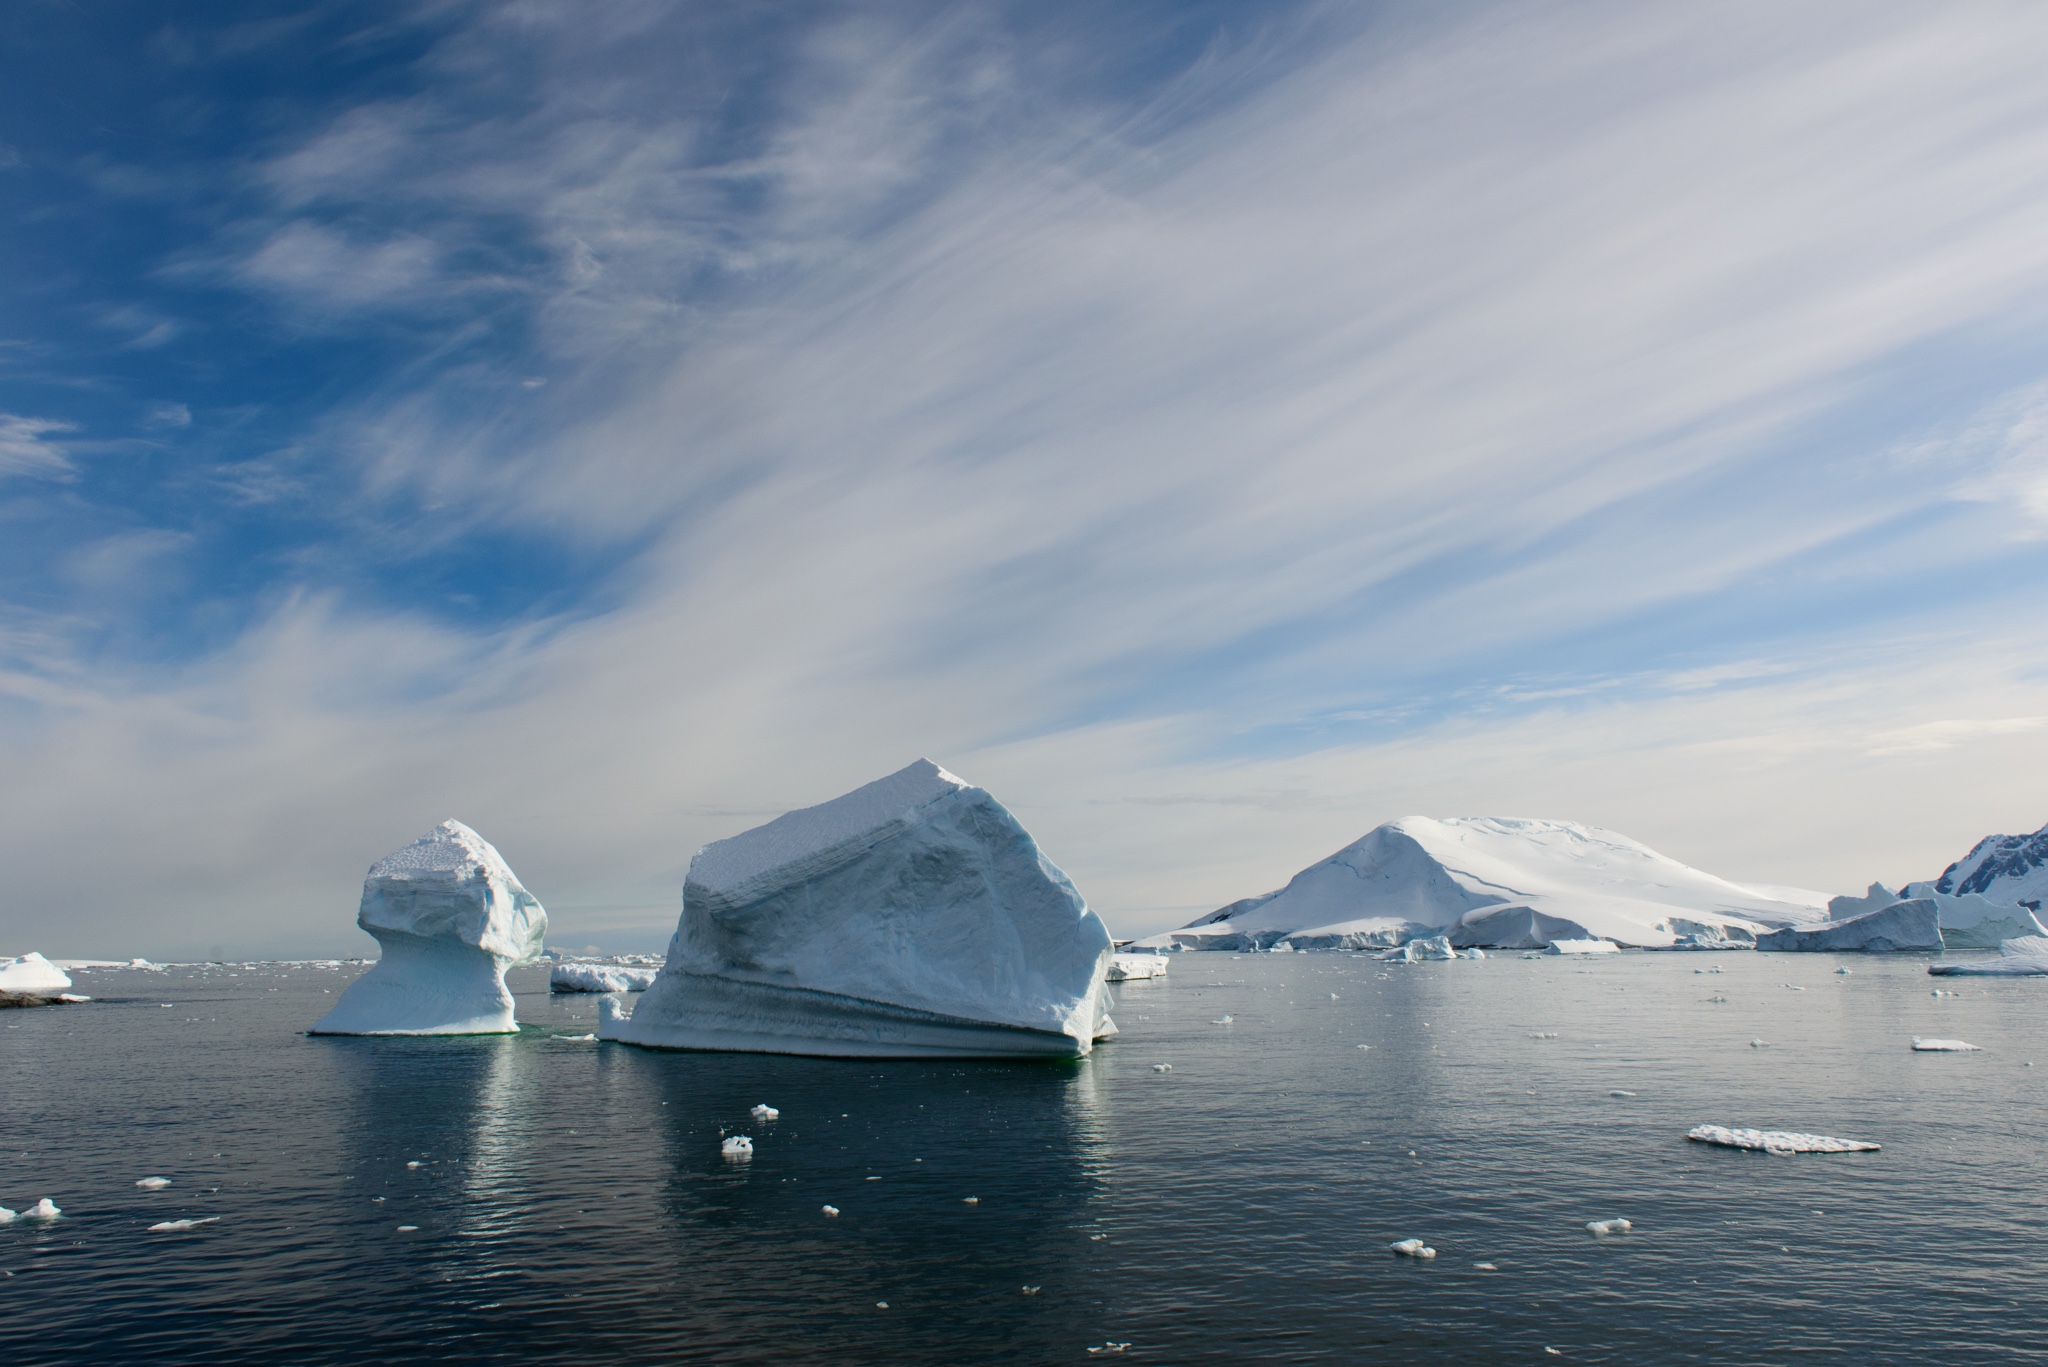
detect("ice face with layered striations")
[602,760,1116,1059]
[1133,816,1824,952]
[309,821,547,1036]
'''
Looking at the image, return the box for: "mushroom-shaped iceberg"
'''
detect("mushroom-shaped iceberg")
[310,821,547,1036]
[602,760,1115,1058]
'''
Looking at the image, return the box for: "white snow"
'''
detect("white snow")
[821,1205,840,1216]
[1585,1218,1632,1234]
[309,821,547,1036]
[135,1177,171,1190]
[1910,1037,1981,1051]
[1389,1238,1437,1258]
[0,952,74,1002]
[549,962,658,993]
[603,760,1115,1059]
[721,1135,753,1158]
[750,1104,779,1121]
[27,1198,60,1219]
[1138,817,1824,952]
[1930,935,2048,976]
[1687,1124,1880,1153]
[1105,953,1167,981]
[1756,899,1941,953]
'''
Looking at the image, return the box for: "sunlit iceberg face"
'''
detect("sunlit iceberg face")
[605,759,1115,1058]
[311,820,548,1036]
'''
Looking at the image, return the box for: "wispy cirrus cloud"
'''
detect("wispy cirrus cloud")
[0,413,74,479]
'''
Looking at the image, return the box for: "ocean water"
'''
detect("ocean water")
[5,950,2047,1364]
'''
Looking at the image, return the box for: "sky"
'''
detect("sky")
[6,1,2048,960]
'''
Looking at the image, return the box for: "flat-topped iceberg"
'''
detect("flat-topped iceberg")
[551,962,659,993]
[1829,881,2046,949]
[1687,1124,1880,1154]
[603,760,1115,1058]
[1105,954,1167,981]
[310,820,547,1036]
[1130,817,1823,952]
[1755,899,1940,953]
[1930,936,2048,976]
[0,952,79,1006]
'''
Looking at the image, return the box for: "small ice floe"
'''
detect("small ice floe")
[1687,1124,1879,1154]
[1086,1345,1131,1356]
[1530,1031,1558,1039]
[1330,993,1339,999]
[1152,1063,1173,1072]
[1836,967,1852,975]
[963,1196,980,1204]
[1585,1218,1632,1235]
[721,1135,754,1159]
[396,1224,419,1232]
[750,1104,780,1121]
[876,1302,889,1309]
[1707,995,1729,1003]
[1021,1285,1041,1295]
[1749,1039,1770,1048]
[1473,1262,1499,1271]
[1609,1090,1637,1098]
[1930,935,2048,977]
[821,1205,840,1217]
[1911,1037,1981,1052]
[147,1217,219,1233]
[135,1177,172,1190]
[553,1033,597,1042]
[1356,1044,1372,1051]
[1213,1014,1233,1025]
[1389,1238,1437,1258]
[25,1199,60,1220]
[0,1207,13,1223]
[1546,939,1618,955]
[1784,984,1805,992]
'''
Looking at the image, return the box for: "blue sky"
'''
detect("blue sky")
[7,1,2048,958]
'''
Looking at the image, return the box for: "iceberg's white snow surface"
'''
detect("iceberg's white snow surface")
[0,952,74,1002]
[550,962,658,993]
[1687,1125,1880,1153]
[1105,954,1167,981]
[1135,817,1824,952]
[1930,935,2048,976]
[603,760,1115,1059]
[1755,899,1941,952]
[1910,1037,1981,1051]
[309,821,547,1036]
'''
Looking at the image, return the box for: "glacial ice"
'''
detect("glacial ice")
[1910,1037,1981,1052]
[148,1218,218,1232]
[1686,1125,1879,1154]
[1137,816,1821,952]
[550,962,659,993]
[1930,936,2048,976]
[1105,953,1168,981]
[1755,899,1941,953]
[309,820,548,1036]
[1389,1238,1437,1258]
[1546,939,1619,955]
[602,760,1115,1059]
[0,952,75,1004]
[750,1104,779,1121]
[721,1135,753,1158]
[1585,1218,1632,1235]
[135,1177,171,1190]
[1380,935,1457,961]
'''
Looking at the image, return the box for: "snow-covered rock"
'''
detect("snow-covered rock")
[1755,899,1941,953]
[602,760,1115,1059]
[1913,819,2048,912]
[550,962,659,993]
[1686,1125,1879,1154]
[1134,817,1823,952]
[0,952,74,1004]
[1105,954,1167,981]
[1929,936,2048,976]
[309,821,547,1036]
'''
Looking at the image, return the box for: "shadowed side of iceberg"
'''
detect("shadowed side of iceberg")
[310,933,526,1035]
[599,973,1102,1058]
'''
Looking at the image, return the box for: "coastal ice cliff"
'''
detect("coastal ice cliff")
[309,820,547,1036]
[1827,881,2047,949]
[601,759,1116,1058]
[1130,817,1824,951]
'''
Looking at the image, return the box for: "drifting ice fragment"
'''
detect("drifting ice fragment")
[1930,936,2048,977]
[1910,1037,1981,1052]
[135,1177,171,1190]
[147,1217,219,1233]
[1214,1015,1233,1025]
[550,963,658,994]
[721,1135,754,1159]
[27,1198,60,1219]
[309,821,547,1036]
[1105,954,1167,981]
[603,761,1115,1059]
[1585,1218,1632,1234]
[1749,1039,1769,1048]
[821,1205,840,1216]
[750,1104,780,1121]
[0,1207,13,1223]
[1389,1238,1437,1258]
[1152,1063,1173,1072]
[1609,1090,1636,1097]
[1687,1124,1879,1153]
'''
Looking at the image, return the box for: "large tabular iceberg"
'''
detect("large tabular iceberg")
[1828,881,2047,949]
[1131,816,1824,952]
[310,821,548,1036]
[1930,936,2048,977]
[602,760,1115,1059]
[1755,899,1942,953]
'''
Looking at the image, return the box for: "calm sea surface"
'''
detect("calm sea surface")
[5,950,2047,1364]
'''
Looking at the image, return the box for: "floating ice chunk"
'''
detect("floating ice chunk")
[1105,954,1167,981]
[1086,1345,1130,1356]
[1585,1218,1632,1234]
[1609,1090,1636,1098]
[1474,1261,1499,1271]
[549,962,658,994]
[0,1207,13,1223]
[0,952,75,1005]
[1756,899,1940,953]
[1687,1124,1880,1153]
[27,1198,59,1219]
[553,1033,597,1042]
[821,1205,840,1217]
[1911,1037,1981,1052]
[721,1135,754,1159]
[1380,935,1457,962]
[135,1177,172,1190]
[1022,1285,1041,1295]
[1836,967,1852,975]
[603,762,1114,1059]
[1389,1238,1436,1258]
[963,1196,980,1204]
[1213,1014,1233,1025]
[750,1104,780,1121]
[1930,935,2048,976]
[309,821,547,1036]
[1546,940,1619,955]
[1152,1063,1173,1072]
[147,1217,218,1233]
[1749,1039,1769,1048]
[1530,1032,1558,1039]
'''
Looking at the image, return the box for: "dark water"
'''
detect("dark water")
[5,950,2047,1364]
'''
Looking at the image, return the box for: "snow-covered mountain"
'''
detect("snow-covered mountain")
[1134,816,1827,951]
[1912,820,2048,912]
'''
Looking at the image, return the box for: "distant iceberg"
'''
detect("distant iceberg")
[309,821,548,1036]
[1930,936,2048,977]
[1755,899,1941,953]
[602,760,1116,1059]
[1829,881,2045,949]
[0,952,78,1006]
[1687,1124,1879,1154]
[1130,817,1823,953]
[1105,954,1167,981]
[550,962,659,993]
